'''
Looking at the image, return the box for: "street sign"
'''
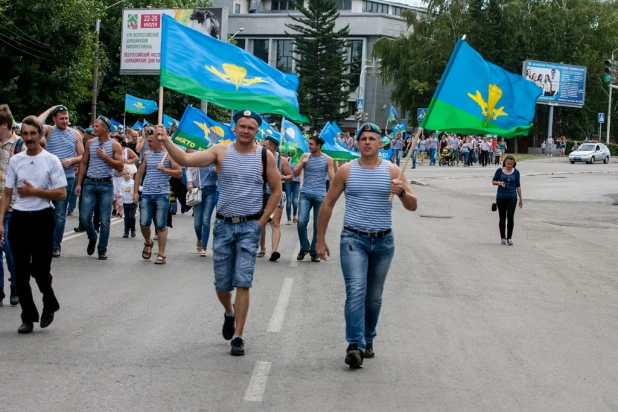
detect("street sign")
[417,108,427,122]
[598,113,605,124]
[356,98,364,110]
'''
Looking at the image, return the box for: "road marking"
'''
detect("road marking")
[244,361,271,402]
[62,218,125,242]
[63,216,124,237]
[289,246,300,267]
[267,278,294,333]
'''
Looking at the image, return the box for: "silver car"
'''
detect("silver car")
[569,143,611,164]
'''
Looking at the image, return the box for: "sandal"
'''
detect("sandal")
[154,254,166,264]
[200,249,207,257]
[257,251,266,258]
[142,242,154,260]
[293,217,298,223]
[286,221,292,225]
[196,240,201,253]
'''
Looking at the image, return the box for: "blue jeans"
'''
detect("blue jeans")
[284,181,300,221]
[412,149,418,168]
[0,211,15,299]
[297,192,324,254]
[392,149,401,166]
[140,193,170,230]
[193,186,217,250]
[429,147,437,165]
[80,180,114,253]
[212,219,262,293]
[340,229,395,351]
[67,177,77,213]
[52,176,74,249]
[463,151,470,165]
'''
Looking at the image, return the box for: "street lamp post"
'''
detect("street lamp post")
[607,47,618,144]
[231,27,245,40]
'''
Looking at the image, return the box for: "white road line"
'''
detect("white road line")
[244,361,272,402]
[267,278,294,333]
[289,246,299,267]
[63,217,124,236]
[62,218,125,242]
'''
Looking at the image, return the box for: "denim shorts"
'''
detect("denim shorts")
[139,193,170,230]
[212,219,262,293]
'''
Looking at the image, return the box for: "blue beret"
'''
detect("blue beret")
[265,135,279,146]
[233,109,262,126]
[98,115,111,130]
[85,128,94,134]
[356,123,382,140]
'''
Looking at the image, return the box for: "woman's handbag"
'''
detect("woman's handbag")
[186,167,202,207]
[492,201,497,212]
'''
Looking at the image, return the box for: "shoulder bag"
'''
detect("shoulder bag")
[186,167,202,207]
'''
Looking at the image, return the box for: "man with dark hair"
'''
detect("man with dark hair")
[294,135,335,262]
[74,116,124,260]
[38,105,84,258]
[0,104,23,307]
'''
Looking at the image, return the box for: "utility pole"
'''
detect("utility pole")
[91,18,101,125]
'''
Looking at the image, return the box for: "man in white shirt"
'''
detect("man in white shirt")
[547,135,554,157]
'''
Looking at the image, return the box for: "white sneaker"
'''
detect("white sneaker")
[507,239,513,246]
[501,239,507,245]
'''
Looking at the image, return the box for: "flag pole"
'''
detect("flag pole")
[389,127,423,202]
[158,87,164,125]
[123,111,126,131]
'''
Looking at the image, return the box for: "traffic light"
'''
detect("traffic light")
[374,58,383,75]
[355,111,362,120]
[604,59,616,83]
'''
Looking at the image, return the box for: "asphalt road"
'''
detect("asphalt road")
[1,156,617,412]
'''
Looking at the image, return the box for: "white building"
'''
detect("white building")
[213,0,426,130]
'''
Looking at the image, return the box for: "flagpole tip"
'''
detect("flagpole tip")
[461,34,467,40]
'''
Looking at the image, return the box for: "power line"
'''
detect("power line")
[0,30,47,55]
[0,15,51,48]
[0,36,52,61]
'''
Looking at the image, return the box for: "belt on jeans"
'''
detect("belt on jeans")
[216,212,262,224]
[85,176,111,182]
[344,227,392,238]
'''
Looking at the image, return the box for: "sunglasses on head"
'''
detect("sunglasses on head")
[52,106,68,116]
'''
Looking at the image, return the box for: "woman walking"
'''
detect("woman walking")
[492,154,523,246]
[0,116,67,333]
[187,164,218,257]
[283,152,300,224]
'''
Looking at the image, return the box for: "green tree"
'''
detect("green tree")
[285,0,353,128]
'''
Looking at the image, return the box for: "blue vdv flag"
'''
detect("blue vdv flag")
[257,119,281,142]
[163,114,179,129]
[388,105,398,123]
[281,119,308,152]
[125,94,158,115]
[110,118,123,132]
[173,105,235,151]
[132,120,143,130]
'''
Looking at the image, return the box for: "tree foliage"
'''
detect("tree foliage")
[286,0,353,128]
[373,0,618,141]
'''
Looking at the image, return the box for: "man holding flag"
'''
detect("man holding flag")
[155,109,282,356]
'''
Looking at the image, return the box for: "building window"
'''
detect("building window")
[276,39,294,72]
[348,39,363,91]
[337,0,352,10]
[392,6,402,16]
[253,39,269,63]
[363,0,388,13]
[234,3,241,13]
[348,101,356,117]
[235,38,246,50]
[272,0,302,10]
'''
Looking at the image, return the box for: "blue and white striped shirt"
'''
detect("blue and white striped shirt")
[301,153,327,197]
[87,138,114,179]
[217,144,263,217]
[343,159,392,232]
[289,162,300,183]
[142,150,171,195]
[265,153,283,195]
[46,126,77,177]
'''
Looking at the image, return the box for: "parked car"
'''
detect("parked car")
[569,143,610,164]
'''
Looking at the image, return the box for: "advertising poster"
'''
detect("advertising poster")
[522,60,587,108]
[120,8,228,75]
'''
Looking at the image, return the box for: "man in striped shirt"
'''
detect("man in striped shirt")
[38,105,84,258]
[317,123,418,369]
[157,110,282,356]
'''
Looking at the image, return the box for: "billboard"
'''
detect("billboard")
[120,8,228,75]
[522,60,587,108]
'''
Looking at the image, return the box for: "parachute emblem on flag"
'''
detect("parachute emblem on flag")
[467,84,508,126]
[133,102,146,110]
[205,63,267,90]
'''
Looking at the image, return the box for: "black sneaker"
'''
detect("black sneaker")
[123,232,129,238]
[131,230,136,238]
[52,248,61,258]
[230,337,245,356]
[98,251,108,260]
[74,225,86,233]
[87,239,96,256]
[112,209,117,217]
[297,250,309,261]
[364,343,375,359]
[222,313,235,340]
[10,287,18,306]
[66,211,73,216]
[40,310,55,328]
[310,254,320,262]
[18,322,33,334]
[345,344,364,368]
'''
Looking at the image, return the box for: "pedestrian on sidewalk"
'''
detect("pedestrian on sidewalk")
[134,132,181,265]
[120,169,136,238]
[492,154,523,246]
[157,110,282,356]
[316,123,418,369]
[74,116,124,260]
[38,105,84,258]
[283,152,300,224]
[187,163,218,257]
[0,116,67,334]
[0,104,23,307]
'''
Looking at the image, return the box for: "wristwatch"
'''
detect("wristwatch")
[399,189,406,198]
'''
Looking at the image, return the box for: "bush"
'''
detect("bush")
[566,140,618,156]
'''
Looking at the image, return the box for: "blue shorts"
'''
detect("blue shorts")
[212,219,262,292]
[139,193,170,230]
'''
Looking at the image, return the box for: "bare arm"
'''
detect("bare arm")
[38,105,60,138]
[108,141,125,172]
[71,129,84,165]
[158,156,183,179]
[259,150,282,228]
[136,130,146,154]
[125,148,139,164]
[0,188,12,225]
[316,164,349,260]
[75,139,92,194]
[281,157,292,183]
[517,187,523,208]
[156,125,219,168]
[389,163,417,211]
[133,156,147,203]
[293,154,308,177]
[326,156,335,182]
